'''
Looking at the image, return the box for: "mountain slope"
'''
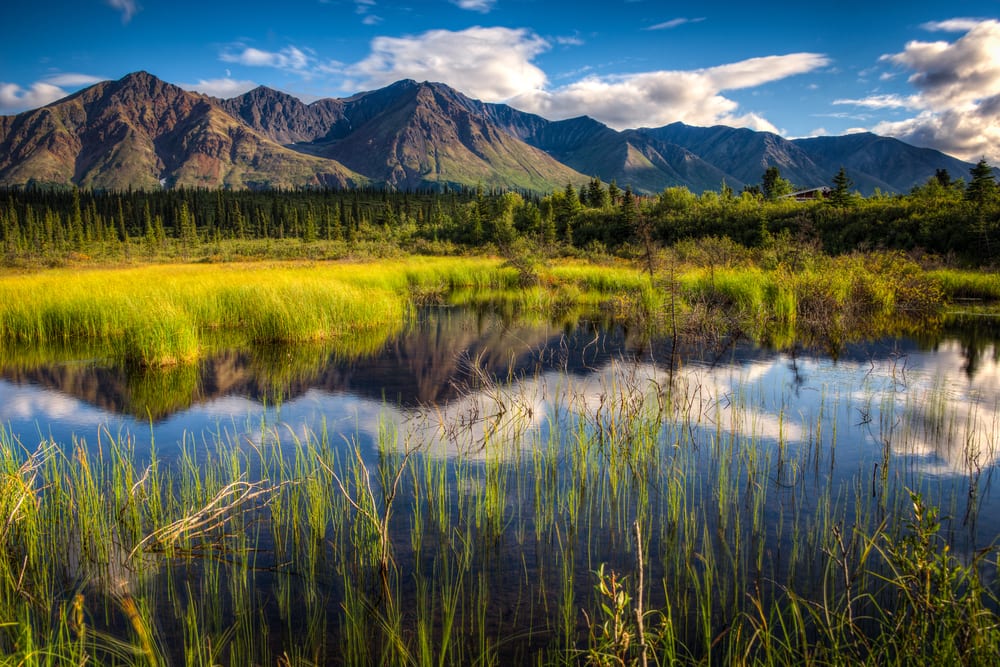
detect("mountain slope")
[0,71,988,196]
[0,72,366,190]
[482,111,740,193]
[233,80,590,191]
[639,123,828,190]
[217,86,348,145]
[791,133,981,193]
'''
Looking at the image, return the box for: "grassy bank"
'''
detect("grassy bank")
[0,251,968,368]
[0,258,501,367]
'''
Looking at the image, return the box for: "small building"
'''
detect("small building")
[784,187,831,202]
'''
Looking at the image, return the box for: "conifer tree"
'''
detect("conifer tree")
[966,158,997,207]
[828,167,855,207]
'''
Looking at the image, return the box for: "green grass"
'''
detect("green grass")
[1,356,997,665]
[930,268,1000,303]
[0,257,661,369]
[0,251,968,371]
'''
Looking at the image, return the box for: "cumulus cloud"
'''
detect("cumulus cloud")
[645,17,705,30]
[180,78,258,99]
[0,73,104,114]
[346,27,549,100]
[0,82,66,114]
[509,53,829,131]
[106,0,138,24]
[344,26,826,131]
[222,46,309,70]
[451,0,496,12]
[220,44,343,79]
[841,19,1000,162]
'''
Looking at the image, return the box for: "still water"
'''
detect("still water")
[3,307,999,543]
[1,306,998,660]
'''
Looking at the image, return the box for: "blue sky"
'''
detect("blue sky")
[2,1,999,162]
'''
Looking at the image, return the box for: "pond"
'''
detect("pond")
[1,305,998,664]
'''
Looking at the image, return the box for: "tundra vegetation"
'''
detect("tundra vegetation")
[0,165,998,665]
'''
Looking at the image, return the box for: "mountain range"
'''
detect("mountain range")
[0,71,983,195]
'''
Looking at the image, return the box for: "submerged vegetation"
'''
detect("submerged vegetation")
[1,353,998,665]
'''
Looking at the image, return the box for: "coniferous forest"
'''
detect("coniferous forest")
[1,161,998,266]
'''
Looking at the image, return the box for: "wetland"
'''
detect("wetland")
[1,256,999,665]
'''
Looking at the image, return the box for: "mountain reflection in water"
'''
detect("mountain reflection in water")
[1,306,997,479]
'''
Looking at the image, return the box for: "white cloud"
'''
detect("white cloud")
[509,53,829,131]
[451,0,496,12]
[0,73,104,114]
[223,46,310,70]
[346,27,549,100]
[220,44,343,79]
[106,0,138,24]
[920,18,986,32]
[0,82,66,114]
[833,93,922,110]
[44,73,104,87]
[354,0,381,23]
[180,78,258,99]
[645,17,705,31]
[344,26,826,131]
[840,18,1000,161]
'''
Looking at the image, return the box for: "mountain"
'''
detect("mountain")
[790,133,978,193]
[481,113,739,193]
[226,79,589,192]
[0,71,366,190]
[217,85,348,145]
[639,123,827,190]
[0,71,986,195]
[637,122,989,194]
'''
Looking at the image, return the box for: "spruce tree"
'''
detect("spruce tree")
[828,167,855,207]
[966,158,997,207]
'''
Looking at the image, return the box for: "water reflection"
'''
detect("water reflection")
[3,306,998,663]
[1,307,997,475]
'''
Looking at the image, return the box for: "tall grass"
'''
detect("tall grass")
[0,251,961,370]
[929,268,1000,303]
[3,343,997,665]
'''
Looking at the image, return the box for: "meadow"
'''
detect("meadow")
[0,248,980,369]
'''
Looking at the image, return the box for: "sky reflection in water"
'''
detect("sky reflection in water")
[1,308,998,543]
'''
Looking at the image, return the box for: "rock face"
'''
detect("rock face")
[0,71,988,194]
[217,86,348,145]
[0,71,365,190]
[227,79,590,191]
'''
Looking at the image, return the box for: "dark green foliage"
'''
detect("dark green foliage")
[828,166,855,207]
[2,174,999,266]
[762,166,794,200]
[966,158,998,207]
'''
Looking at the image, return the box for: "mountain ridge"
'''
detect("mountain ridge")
[0,71,988,195]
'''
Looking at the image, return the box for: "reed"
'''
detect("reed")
[929,268,1000,303]
[2,255,998,665]
[1,363,997,665]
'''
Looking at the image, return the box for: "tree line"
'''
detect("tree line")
[1,159,997,265]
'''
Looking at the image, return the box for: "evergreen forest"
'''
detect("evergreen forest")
[2,161,998,266]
